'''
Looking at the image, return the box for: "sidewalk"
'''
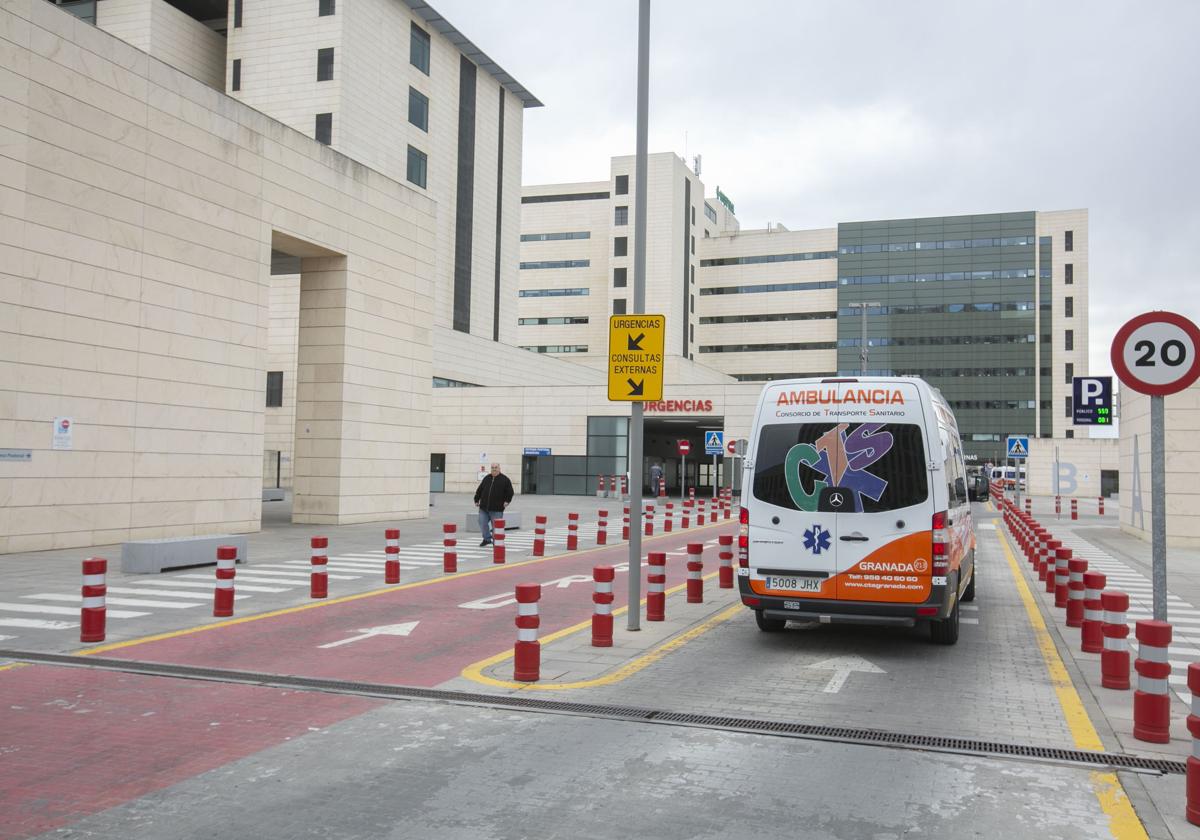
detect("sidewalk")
[994,493,1200,839]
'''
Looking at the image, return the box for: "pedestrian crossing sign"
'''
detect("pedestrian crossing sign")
[705,431,724,455]
[1006,435,1030,459]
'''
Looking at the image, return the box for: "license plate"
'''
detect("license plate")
[764,575,823,593]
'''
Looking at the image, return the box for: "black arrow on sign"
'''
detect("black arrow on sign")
[627,379,644,396]
[627,333,645,351]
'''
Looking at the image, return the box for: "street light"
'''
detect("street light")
[847,301,880,375]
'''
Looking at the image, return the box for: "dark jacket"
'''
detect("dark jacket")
[474,473,514,512]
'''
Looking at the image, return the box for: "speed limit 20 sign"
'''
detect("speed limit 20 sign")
[1110,311,1200,396]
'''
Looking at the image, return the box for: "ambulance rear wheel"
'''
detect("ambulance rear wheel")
[755,610,785,632]
[962,555,977,603]
[930,600,960,645]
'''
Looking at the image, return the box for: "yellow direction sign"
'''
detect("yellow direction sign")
[608,314,665,401]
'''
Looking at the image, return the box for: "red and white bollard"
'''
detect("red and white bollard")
[1099,496,1105,516]
[681,500,691,530]
[664,502,674,533]
[622,505,630,541]
[1024,497,1031,515]
[697,499,706,526]
[1133,619,1173,743]
[718,534,734,589]
[1054,546,1071,608]
[659,478,666,498]
[1042,538,1061,586]
[1101,591,1131,689]
[1055,495,1062,516]
[513,583,541,682]
[1071,498,1078,521]
[609,475,617,498]
[80,557,107,643]
[567,512,579,550]
[533,515,546,557]
[443,523,457,573]
[1187,664,1200,825]
[646,552,666,621]
[385,528,400,584]
[687,542,704,604]
[310,536,328,599]
[724,489,733,519]
[213,545,236,617]
[492,519,506,564]
[597,474,605,498]
[1066,557,1088,627]
[596,510,608,546]
[621,475,629,499]
[689,486,696,502]
[644,503,654,537]
[1081,571,1106,653]
[592,565,614,647]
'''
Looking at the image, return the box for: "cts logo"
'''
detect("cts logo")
[913,558,928,573]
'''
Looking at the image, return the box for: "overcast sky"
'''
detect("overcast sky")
[437,0,1200,379]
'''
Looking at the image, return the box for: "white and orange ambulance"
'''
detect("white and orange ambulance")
[737,376,976,644]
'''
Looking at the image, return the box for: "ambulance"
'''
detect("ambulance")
[737,376,975,644]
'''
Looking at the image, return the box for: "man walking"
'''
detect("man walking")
[474,462,513,546]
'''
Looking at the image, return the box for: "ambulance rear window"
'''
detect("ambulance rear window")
[753,422,928,513]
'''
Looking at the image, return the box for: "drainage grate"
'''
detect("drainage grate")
[2,649,1186,776]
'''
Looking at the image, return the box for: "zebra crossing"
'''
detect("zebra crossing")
[1054,531,1199,706]
[0,521,662,639]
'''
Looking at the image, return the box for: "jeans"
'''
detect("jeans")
[478,508,504,541]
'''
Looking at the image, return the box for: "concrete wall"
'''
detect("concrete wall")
[1119,385,1200,547]
[97,0,225,90]
[0,0,436,552]
[1024,438,1118,498]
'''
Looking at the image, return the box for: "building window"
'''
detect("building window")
[1065,263,1073,284]
[519,288,590,298]
[1065,329,1073,351]
[266,372,283,407]
[615,174,628,195]
[315,112,332,145]
[690,235,695,255]
[1065,396,1073,418]
[317,47,334,81]
[410,22,431,74]
[690,265,694,284]
[231,59,241,91]
[1066,430,1075,439]
[1065,296,1073,318]
[691,206,696,226]
[614,268,627,288]
[704,202,717,223]
[614,237,628,257]
[520,260,589,270]
[319,0,335,15]
[690,323,695,343]
[690,294,694,314]
[408,87,429,131]
[233,0,242,27]
[1065,362,1074,385]
[521,231,590,242]
[613,298,627,315]
[406,145,427,188]
[614,206,628,226]
[1065,230,1074,252]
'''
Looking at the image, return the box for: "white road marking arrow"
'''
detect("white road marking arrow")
[806,655,885,693]
[318,621,420,649]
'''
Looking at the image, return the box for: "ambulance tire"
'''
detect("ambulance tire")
[755,610,786,632]
[962,553,976,602]
[930,598,960,645]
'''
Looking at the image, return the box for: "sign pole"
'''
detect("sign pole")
[626,0,650,632]
[1151,395,1167,621]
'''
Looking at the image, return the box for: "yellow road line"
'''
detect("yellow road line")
[73,522,733,656]
[461,571,740,690]
[995,519,1148,840]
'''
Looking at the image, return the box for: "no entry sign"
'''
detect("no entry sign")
[1110,311,1200,396]
[677,440,690,456]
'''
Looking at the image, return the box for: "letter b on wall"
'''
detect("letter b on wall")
[1055,462,1078,496]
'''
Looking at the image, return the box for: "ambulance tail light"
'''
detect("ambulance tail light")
[932,510,950,575]
[738,506,749,567]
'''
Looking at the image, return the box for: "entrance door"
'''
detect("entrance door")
[522,456,536,494]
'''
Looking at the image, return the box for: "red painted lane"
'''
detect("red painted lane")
[0,664,379,839]
[104,524,737,686]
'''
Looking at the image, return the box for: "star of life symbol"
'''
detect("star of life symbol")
[803,524,832,555]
